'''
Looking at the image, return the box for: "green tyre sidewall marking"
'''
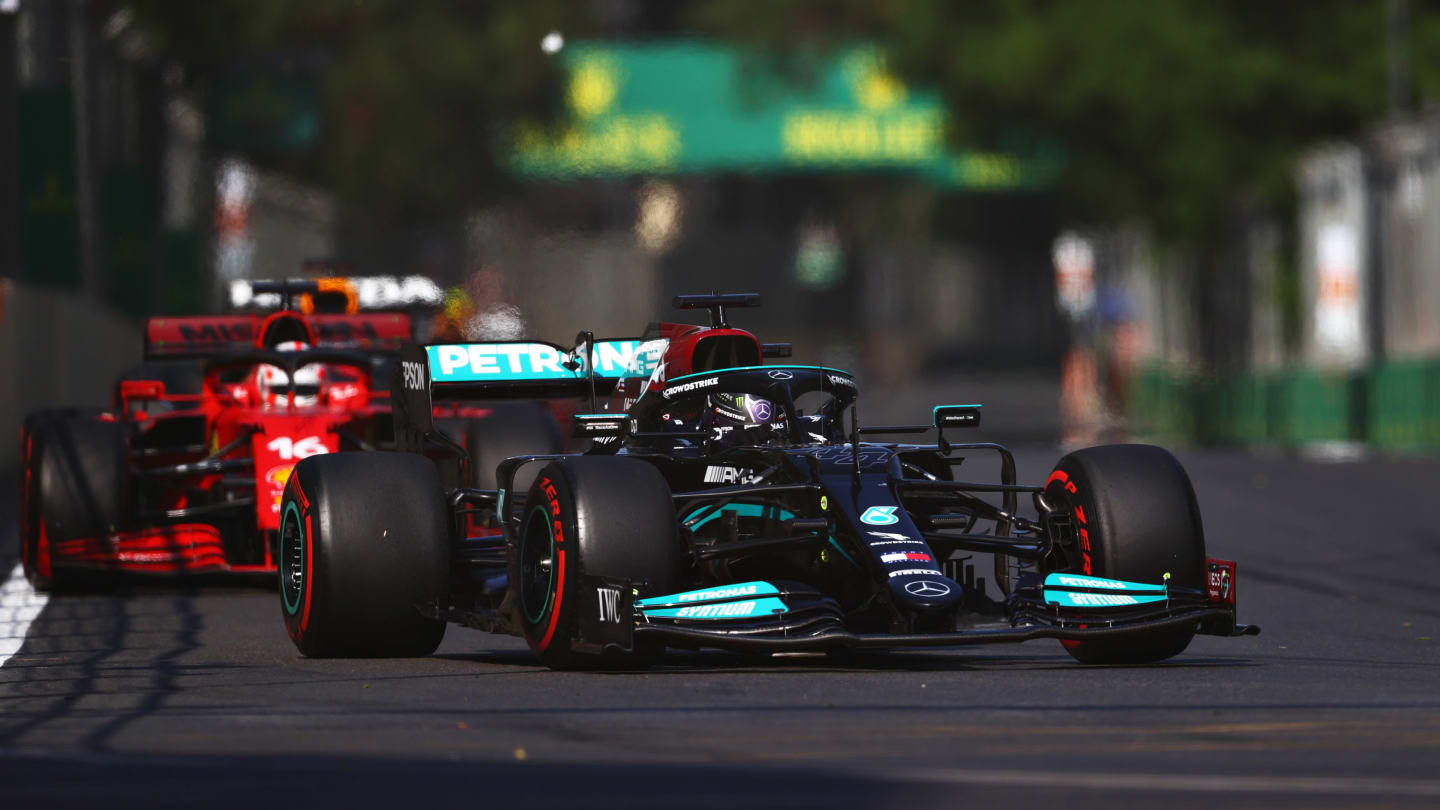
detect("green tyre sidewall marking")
[522,504,556,625]
[280,499,304,616]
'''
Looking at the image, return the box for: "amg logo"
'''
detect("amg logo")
[703,465,761,485]
[401,361,426,390]
[596,586,623,624]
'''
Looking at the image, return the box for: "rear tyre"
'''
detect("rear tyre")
[1043,444,1205,665]
[466,403,563,491]
[514,457,680,670]
[279,452,449,657]
[21,411,128,591]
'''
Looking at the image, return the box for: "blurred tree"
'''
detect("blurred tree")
[690,0,1405,245]
[130,0,584,221]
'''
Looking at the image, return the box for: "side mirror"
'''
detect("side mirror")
[933,405,981,429]
[119,380,167,419]
[120,379,166,402]
[573,413,627,439]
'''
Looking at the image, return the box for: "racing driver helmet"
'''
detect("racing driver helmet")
[252,341,327,408]
[703,391,784,448]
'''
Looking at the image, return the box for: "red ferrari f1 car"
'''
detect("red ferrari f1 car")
[17,283,414,587]
[16,279,562,589]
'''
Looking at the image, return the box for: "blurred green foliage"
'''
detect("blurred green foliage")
[130,0,582,220]
[690,0,1440,245]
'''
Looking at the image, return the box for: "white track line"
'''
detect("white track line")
[0,563,48,665]
[876,767,1440,798]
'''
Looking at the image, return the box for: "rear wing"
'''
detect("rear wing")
[391,337,654,451]
[144,313,413,358]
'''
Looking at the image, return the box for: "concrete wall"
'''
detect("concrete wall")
[0,280,141,470]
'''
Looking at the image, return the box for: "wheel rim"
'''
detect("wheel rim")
[520,505,557,624]
[280,500,305,616]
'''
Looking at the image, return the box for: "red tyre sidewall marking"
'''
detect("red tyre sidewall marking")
[536,476,567,652]
[36,519,53,579]
[30,431,53,578]
[1048,468,1090,651]
[287,476,316,639]
[300,510,316,636]
[293,475,316,634]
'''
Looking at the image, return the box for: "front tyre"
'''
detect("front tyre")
[514,457,680,670]
[21,411,128,591]
[280,452,449,657]
[1043,444,1206,665]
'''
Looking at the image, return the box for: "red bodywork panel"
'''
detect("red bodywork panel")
[608,323,764,412]
[652,323,763,380]
[242,414,342,531]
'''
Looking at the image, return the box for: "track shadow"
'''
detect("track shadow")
[0,582,235,751]
[0,752,909,810]
[437,645,1257,674]
[1,748,1436,810]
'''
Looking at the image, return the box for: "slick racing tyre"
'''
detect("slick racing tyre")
[514,457,680,670]
[279,452,449,657]
[465,403,563,491]
[21,411,128,591]
[1043,444,1206,665]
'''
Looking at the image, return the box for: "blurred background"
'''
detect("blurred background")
[5,0,1440,468]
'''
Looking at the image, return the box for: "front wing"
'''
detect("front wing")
[571,559,1259,656]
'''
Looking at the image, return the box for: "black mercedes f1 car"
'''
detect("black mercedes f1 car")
[276,294,1258,668]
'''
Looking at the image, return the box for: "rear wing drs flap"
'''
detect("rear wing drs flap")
[391,337,656,449]
[144,313,413,358]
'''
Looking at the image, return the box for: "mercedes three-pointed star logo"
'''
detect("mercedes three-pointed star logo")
[905,580,951,597]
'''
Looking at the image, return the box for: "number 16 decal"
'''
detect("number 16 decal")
[266,435,329,460]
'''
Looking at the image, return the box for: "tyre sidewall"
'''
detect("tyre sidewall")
[23,413,128,589]
[513,458,680,669]
[280,453,449,657]
[1046,444,1205,589]
[515,463,582,666]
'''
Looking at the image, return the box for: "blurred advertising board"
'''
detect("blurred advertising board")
[510,42,1061,191]
[1298,145,1371,370]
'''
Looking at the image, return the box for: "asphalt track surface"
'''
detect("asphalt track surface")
[3,438,1439,808]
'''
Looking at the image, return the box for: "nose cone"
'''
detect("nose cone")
[889,574,964,611]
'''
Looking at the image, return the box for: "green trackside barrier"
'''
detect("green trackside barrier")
[1131,360,1440,451]
[1366,359,1440,452]
[1128,366,1195,441]
[1195,375,1270,445]
[1127,363,1440,449]
[1270,369,1357,445]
